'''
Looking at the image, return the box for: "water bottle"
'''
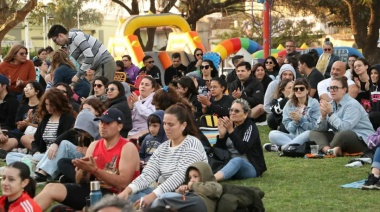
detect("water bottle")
[89,181,102,206]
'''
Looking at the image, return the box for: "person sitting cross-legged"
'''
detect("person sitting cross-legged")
[34,108,140,211]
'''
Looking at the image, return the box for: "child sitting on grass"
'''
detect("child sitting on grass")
[139,111,166,168]
[151,161,222,212]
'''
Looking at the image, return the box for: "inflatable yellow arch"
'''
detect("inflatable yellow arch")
[108,14,205,68]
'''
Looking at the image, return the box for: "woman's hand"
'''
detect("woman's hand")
[16,78,23,87]
[0,134,8,143]
[135,193,157,209]
[118,187,132,199]
[222,116,234,134]
[197,94,211,107]
[195,59,202,68]
[289,111,302,123]
[80,97,86,103]
[17,120,28,130]
[218,118,227,138]
[128,93,139,109]
[76,146,88,155]
[354,77,361,88]
[48,143,59,159]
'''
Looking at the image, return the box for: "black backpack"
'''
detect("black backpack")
[280,141,317,157]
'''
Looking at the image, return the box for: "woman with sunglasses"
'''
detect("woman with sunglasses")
[0,44,36,98]
[197,59,218,95]
[310,76,374,156]
[252,63,272,92]
[106,81,133,137]
[264,56,280,80]
[352,58,371,112]
[214,98,266,181]
[85,76,109,104]
[187,48,204,74]
[265,78,320,152]
[316,38,340,78]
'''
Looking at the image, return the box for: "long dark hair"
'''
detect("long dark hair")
[165,103,198,137]
[177,76,198,98]
[201,59,218,78]
[107,81,125,100]
[264,56,280,72]
[273,79,293,99]
[7,162,36,198]
[290,78,310,106]
[21,81,45,104]
[91,76,109,95]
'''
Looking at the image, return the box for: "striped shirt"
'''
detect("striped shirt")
[42,120,59,148]
[128,135,207,196]
[68,29,114,77]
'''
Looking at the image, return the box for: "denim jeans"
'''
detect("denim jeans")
[129,187,154,203]
[220,157,257,180]
[37,140,84,179]
[372,146,380,170]
[269,130,311,149]
[6,152,44,165]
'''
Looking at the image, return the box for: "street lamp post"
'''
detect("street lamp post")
[77,10,80,29]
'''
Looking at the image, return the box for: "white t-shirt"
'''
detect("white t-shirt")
[317,77,355,99]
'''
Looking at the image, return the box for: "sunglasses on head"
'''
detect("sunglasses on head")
[265,61,273,64]
[93,84,103,88]
[200,65,210,70]
[106,88,116,92]
[324,48,332,51]
[229,108,242,114]
[196,53,203,57]
[327,86,343,92]
[293,86,306,92]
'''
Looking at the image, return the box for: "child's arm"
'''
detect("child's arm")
[175,185,189,194]
[190,182,223,199]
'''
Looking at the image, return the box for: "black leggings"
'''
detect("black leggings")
[57,158,76,183]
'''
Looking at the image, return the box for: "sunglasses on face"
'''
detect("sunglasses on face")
[265,61,273,64]
[327,86,343,92]
[200,65,210,70]
[229,108,242,114]
[146,60,154,64]
[293,86,306,92]
[19,52,28,56]
[106,88,116,93]
[196,53,203,57]
[93,84,103,88]
[324,48,332,51]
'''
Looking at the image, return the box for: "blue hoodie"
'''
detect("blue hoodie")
[139,110,167,162]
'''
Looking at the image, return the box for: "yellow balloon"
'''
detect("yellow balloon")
[212,45,227,60]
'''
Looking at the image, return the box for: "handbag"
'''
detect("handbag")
[198,115,219,130]
[206,147,231,173]
[280,141,317,157]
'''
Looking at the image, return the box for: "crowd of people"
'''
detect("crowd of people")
[0,24,379,211]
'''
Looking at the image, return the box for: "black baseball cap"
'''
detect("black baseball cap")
[94,108,125,124]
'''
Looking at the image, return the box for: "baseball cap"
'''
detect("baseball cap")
[94,108,125,124]
[0,74,9,85]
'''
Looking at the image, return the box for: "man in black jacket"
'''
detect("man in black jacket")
[227,55,244,89]
[228,62,266,122]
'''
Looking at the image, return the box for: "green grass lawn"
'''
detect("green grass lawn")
[1,125,378,211]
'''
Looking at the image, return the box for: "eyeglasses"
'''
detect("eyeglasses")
[146,60,154,64]
[200,65,210,70]
[196,53,203,57]
[293,86,306,92]
[324,48,332,51]
[19,52,28,56]
[229,108,243,113]
[327,86,343,92]
[265,61,273,64]
[93,84,103,88]
[106,88,116,92]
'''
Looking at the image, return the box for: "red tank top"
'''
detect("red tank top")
[92,136,140,192]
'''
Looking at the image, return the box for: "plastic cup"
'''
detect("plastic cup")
[310,145,319,155]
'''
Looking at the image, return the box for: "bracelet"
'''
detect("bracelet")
[92,167,99,175]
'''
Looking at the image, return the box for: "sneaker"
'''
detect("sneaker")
[373,180,380,190]
[263,143,279,152]
[0,149,7,160]
[361,174,379,190]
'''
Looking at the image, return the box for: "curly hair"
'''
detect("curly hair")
[152,86,184,110]
[80,98,106,117]
[50,49,76,74]
[37,88,77,120]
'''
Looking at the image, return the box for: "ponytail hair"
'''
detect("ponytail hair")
[165,103,198,137]
[7,162,36,198]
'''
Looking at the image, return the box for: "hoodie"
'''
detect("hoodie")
[139,110,167,162]
[54,109,100,147]
[184,162,223,212]
[370,64,380,112]
[264,64,296,113]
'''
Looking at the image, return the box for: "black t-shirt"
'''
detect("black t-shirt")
[356,79,371,111]
[0,93,20,130]
[139,65,162,86]
[164,64,187,85]
[15,103,38,123]
[207,95,234,117]
[307,68,325,100]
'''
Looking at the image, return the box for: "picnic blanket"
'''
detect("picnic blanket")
[202,130,218,145]
[341,179,366,189]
